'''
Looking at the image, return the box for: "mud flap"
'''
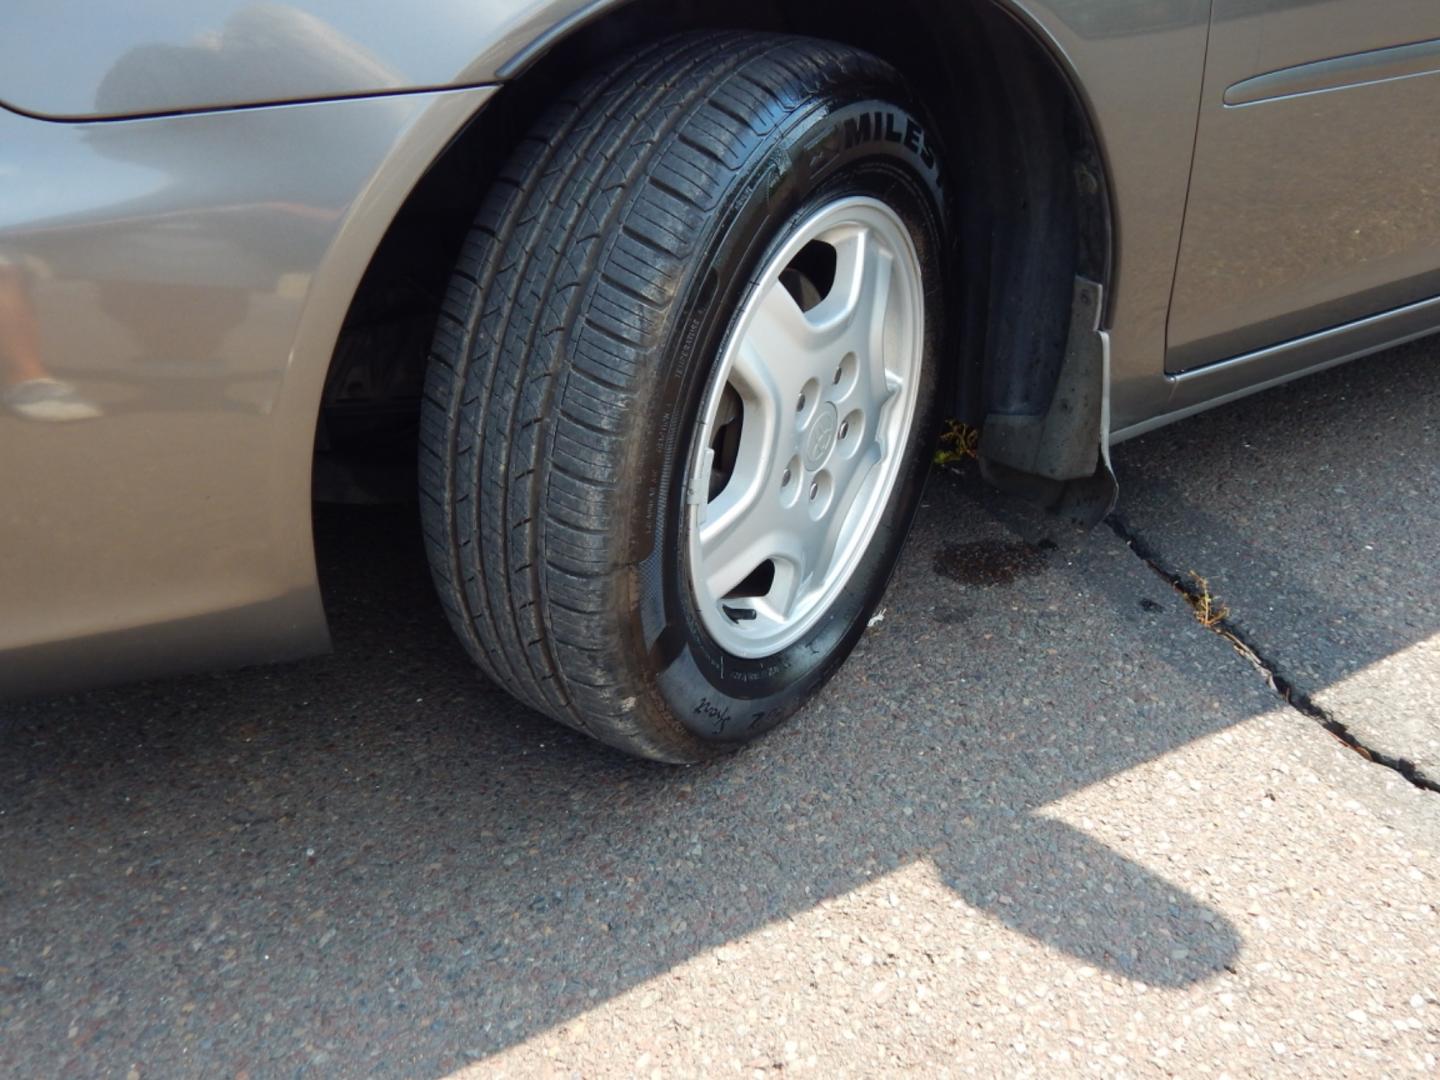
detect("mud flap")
[978,277,1117,527]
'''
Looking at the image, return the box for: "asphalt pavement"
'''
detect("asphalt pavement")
[2,345,1438,1077]
[1114,337,1440,787]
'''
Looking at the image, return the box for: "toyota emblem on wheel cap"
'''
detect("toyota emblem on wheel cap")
[804,403,839,471]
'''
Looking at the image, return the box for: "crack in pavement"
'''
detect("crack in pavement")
[1107,515,1440,795]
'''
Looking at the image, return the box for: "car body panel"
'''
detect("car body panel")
[0,86,495,696]
[0,0,579,120]
[1167,0,1440,371]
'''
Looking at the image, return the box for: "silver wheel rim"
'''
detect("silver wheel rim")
[685,196,925,659]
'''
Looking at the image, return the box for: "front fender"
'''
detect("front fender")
[0,0,590,119]
[0,86,495,696]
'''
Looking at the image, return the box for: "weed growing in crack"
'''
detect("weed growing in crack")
[1186,572,1230,629]
[1108,515,1440,793]
[934,420,980,467]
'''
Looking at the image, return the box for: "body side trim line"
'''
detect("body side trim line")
[1113,294,1440,443]
[1225,37,1440,107]
[1169,292,1440,384]
[1,81,497,126]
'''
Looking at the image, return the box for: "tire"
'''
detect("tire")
[420,31,948,762]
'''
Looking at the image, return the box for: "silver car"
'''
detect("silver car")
[3,1,1437,760]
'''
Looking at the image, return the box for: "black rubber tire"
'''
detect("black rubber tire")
[420,31,948,762]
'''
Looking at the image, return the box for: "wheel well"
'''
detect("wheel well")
[313,0,1111,502]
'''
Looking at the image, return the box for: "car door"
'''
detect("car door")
[1167,0,1440,373]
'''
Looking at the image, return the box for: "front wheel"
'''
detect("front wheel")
[420,31,948,761]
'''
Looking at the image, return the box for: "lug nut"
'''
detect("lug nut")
[809,482,819,501]
[796,393,806,412]
[782,467,793,487]
[833,366,843,385]
[839,421,849,439]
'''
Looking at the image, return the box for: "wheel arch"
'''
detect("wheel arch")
[488,0,1119,433]
[311,0,1117,510]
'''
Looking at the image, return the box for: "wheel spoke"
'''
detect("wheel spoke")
[741,281,835,409]
[805,226,891,355]
[812,442,883,586]
[861,247,900,410]
[729,336,787,424]
[747,279,816,362]
[751,559,804,623]
[856,365,902,454]
[698,483,798,601]
[860,240,895,367]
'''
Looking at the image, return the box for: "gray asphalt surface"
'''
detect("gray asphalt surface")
[3,348,1438,1077]
[1113,338,1440,787]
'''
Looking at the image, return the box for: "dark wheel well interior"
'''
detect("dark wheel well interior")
[313,0,1111,504]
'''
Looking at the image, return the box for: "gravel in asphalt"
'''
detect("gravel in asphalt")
[1,348,1437,1077]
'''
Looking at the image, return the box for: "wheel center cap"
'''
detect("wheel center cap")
[803,402,839,471]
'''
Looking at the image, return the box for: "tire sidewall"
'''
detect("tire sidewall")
[619,82,950,749]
